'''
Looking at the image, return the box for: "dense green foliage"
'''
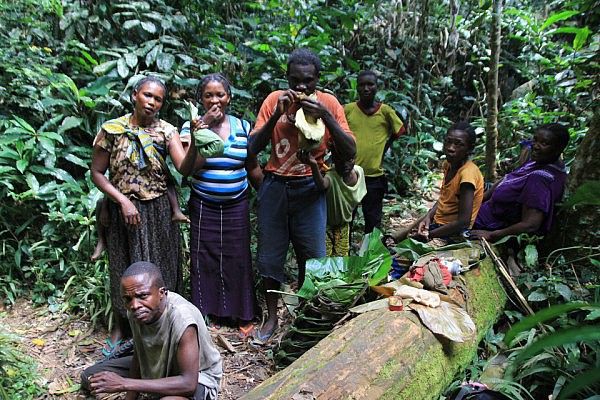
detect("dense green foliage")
[0,0,598,397]
[0,328,44,399]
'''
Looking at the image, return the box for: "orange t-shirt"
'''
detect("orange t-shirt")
[251,90,354,176]
[434,160,484,227]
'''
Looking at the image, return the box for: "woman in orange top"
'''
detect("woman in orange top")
[416,122,484,241]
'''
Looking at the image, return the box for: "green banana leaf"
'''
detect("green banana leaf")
[298,229,392,301]
[393,237,473,261]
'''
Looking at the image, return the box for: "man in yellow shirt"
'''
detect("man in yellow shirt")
[344,70,405,233]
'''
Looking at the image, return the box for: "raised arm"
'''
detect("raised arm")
[177,119,207,177]
[89,325,200,397]
[250,90,295,155]
[299,97,356,160]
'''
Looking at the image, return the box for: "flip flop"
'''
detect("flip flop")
[238,324,255,339]
[255,324,277,342]
[101,338,122,358]
[105,338,134,360]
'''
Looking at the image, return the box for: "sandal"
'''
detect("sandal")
[105,338,134,360]
[238,324,255,339]
[101,338,122,358]
[255,324,277,343]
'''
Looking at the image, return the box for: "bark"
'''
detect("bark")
[242,256,507,400]
[415,0,430,108]
[484,0,503,182]
[544,109,600,251]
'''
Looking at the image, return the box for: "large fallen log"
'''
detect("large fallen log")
[242,256,507,400]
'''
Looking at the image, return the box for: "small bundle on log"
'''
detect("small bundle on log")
[242,255,507,400]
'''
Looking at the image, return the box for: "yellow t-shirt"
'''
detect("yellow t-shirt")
[344,102,405,177]
[434,160,484,227]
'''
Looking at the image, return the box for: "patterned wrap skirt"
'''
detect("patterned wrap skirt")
[106,193,182,317]
[189,192,255,322]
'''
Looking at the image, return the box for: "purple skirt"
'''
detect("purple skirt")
[189,192,255,321]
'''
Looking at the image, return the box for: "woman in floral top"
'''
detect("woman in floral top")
[90,76,187,352]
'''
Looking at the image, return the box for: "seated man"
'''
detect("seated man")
[81,261,222,400]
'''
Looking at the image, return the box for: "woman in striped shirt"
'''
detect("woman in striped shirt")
[180,74,263,337]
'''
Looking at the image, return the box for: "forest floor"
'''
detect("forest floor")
[0,196,430,399]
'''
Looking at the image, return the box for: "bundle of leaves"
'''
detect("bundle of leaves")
[274,230,392,368]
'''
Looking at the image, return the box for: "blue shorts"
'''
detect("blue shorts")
[256,173,326,283]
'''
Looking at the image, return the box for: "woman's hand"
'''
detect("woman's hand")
[416,216,430,239]
[469,230,495,241]
[190,117,208,133]
[120,198,140,226]
[201,104,224,127]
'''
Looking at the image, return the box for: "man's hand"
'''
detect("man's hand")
[120,198,140,226]
[89,371,128,394]
[299,97,329,120]
[277,90,297,114]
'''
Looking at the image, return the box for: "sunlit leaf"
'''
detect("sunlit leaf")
[58,117,82,134]
[156,52,175,71]
[117,57,129,78]
[141,21,156,33]
[505,303,600,345]
[540,10,579,31]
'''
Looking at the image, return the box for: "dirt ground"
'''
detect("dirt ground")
[0,197,429,399]
[0,299,285,399]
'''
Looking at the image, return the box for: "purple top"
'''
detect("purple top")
[474,160,567,234]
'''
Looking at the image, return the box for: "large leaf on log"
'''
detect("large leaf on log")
[298,229,392,301]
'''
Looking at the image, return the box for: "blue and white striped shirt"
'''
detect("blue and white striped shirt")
[181,115,250,202]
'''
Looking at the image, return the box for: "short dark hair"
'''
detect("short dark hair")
[195,73,232,101]
[538,123,569,152]
[357,70,377,81]
[448,121,477,148]
[122,261,165,288]
[287,48,321,75]
[132,75,167,98]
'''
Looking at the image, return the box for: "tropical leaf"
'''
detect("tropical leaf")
[556,367,600,399]
[540,10,580,31]
[504,303,599,345]
[513,326,600,365]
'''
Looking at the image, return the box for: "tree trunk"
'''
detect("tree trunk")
[544,109,600,251]
[484,0,503,182]
[415,0,429,109]
[242,257,507,400]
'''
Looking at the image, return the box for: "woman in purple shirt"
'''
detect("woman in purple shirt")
[470,123,569,242]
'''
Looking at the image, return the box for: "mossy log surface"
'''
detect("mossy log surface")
[242,256,507,400]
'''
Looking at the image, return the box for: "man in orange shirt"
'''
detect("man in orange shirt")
[250,48,356,340]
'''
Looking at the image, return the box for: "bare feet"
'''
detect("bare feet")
[171,211,190,224]
[91,239,106,261]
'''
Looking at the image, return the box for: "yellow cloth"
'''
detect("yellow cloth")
[326,223,350,257]
[434,160,484,227]
[344,102,404,177]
